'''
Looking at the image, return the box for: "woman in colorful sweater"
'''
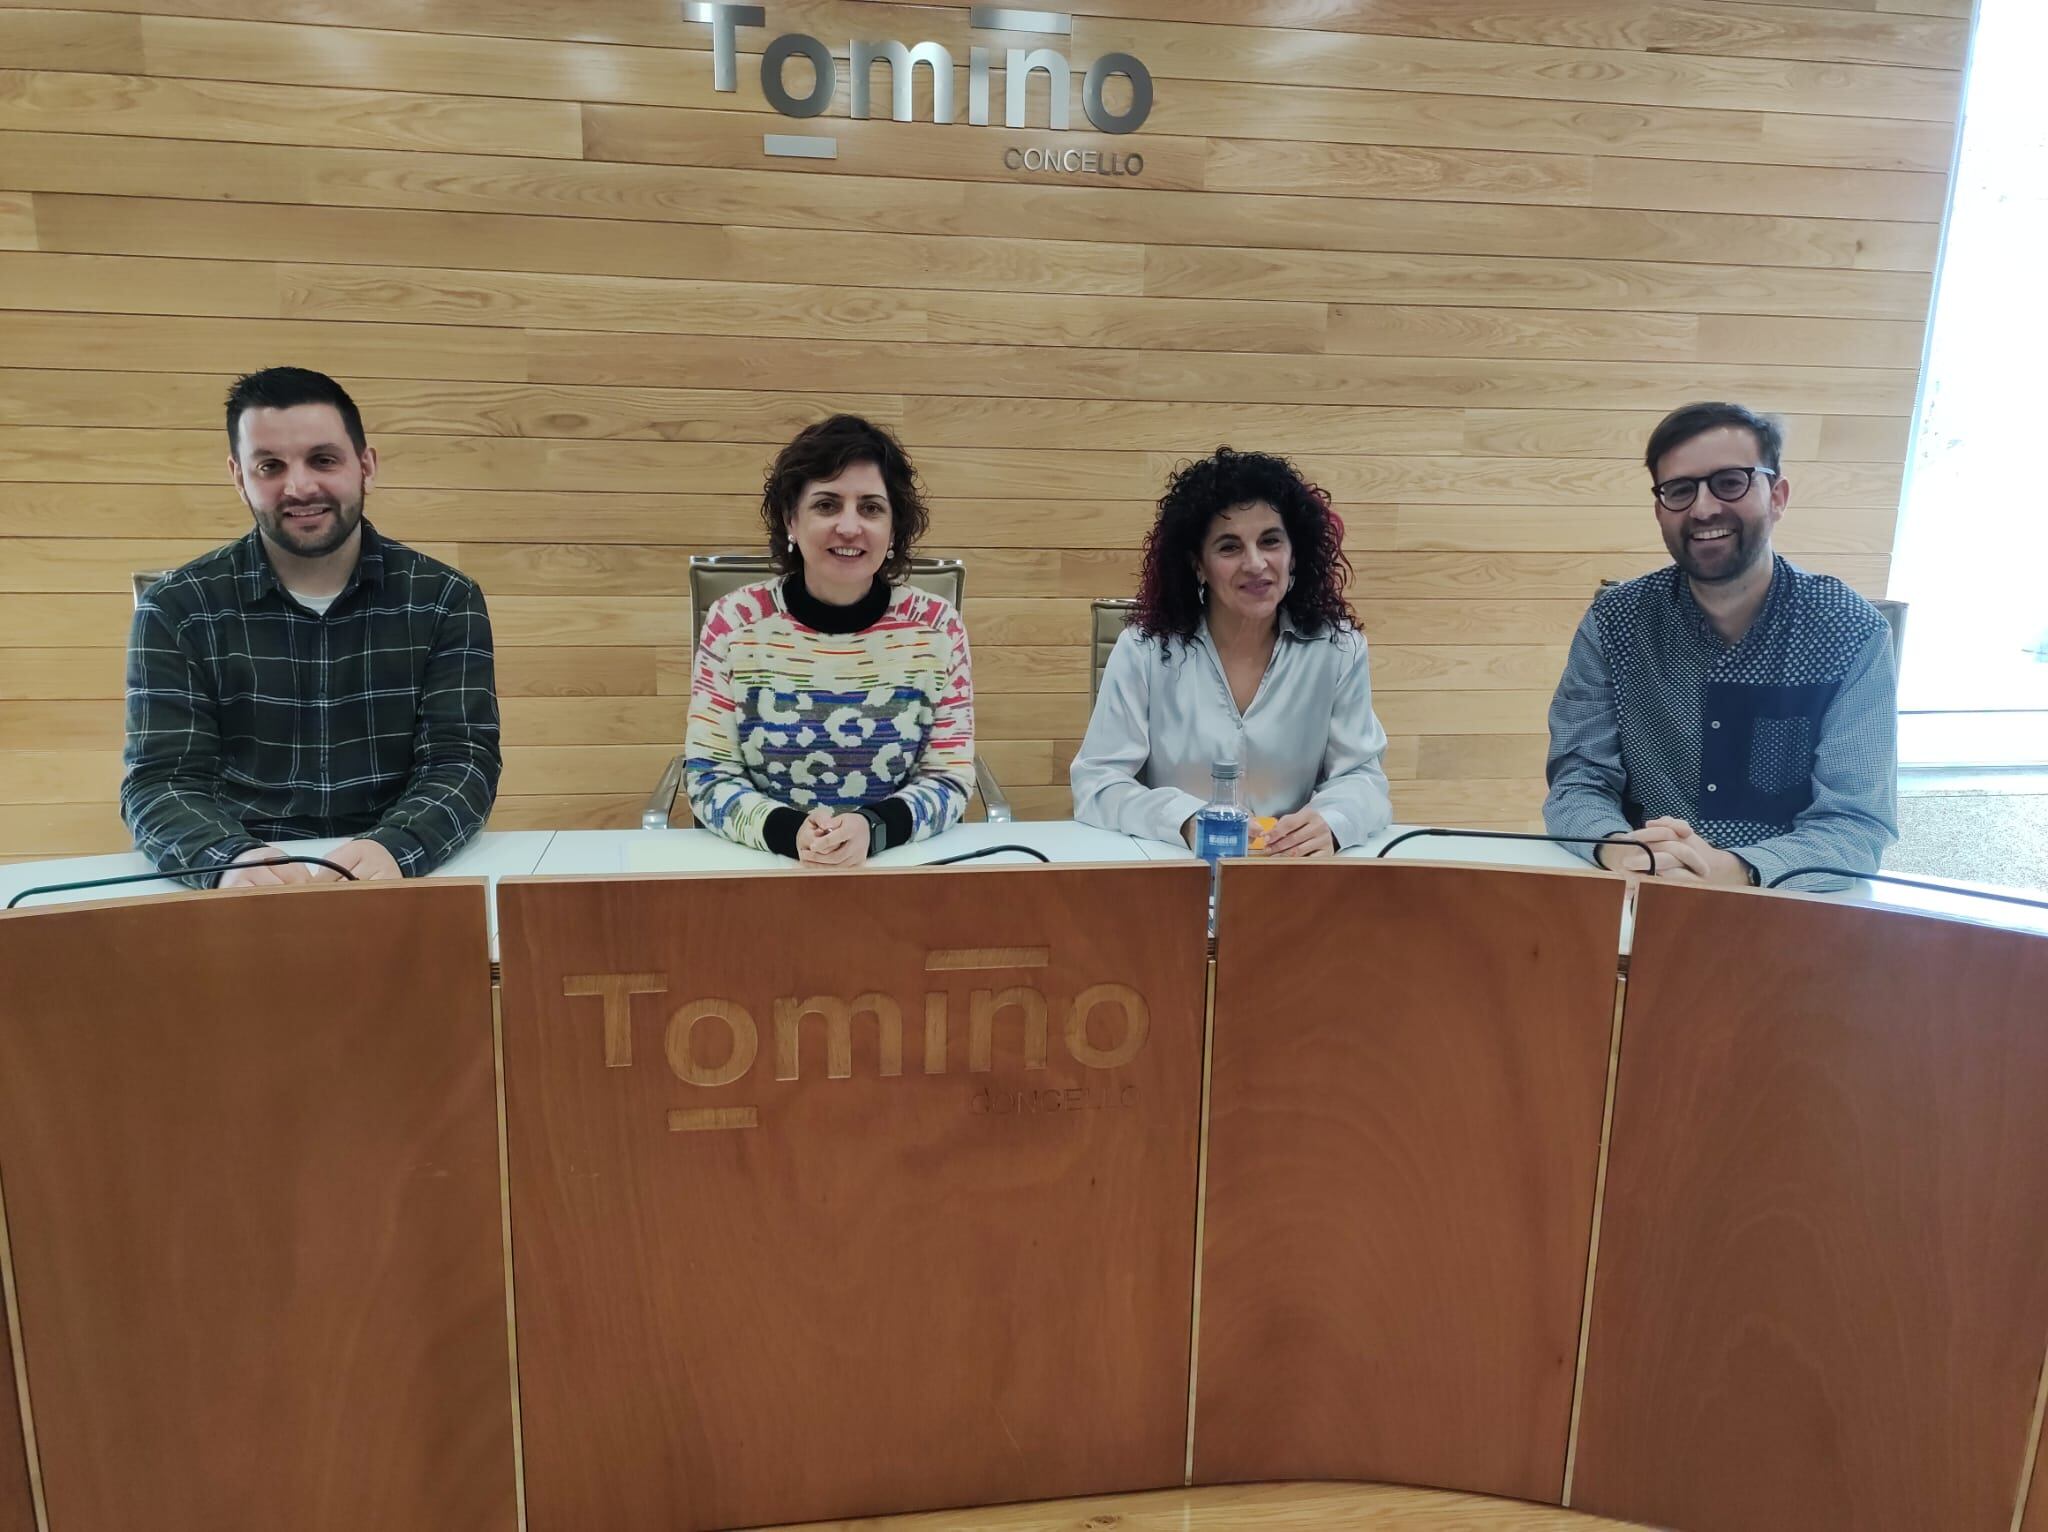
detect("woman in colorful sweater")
[685,414,975,866]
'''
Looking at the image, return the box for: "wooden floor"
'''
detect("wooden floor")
[768,1481,1653,1530]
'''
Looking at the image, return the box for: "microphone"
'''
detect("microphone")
[1373,827,1657,875]
[1765,866,2048,914]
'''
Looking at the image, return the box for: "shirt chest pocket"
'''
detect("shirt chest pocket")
[1700,679,1839,828]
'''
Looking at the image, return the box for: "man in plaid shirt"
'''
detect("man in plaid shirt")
[122,367,502,889]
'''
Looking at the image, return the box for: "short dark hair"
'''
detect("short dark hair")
[759,414,930,583]
[225,367,368,454]
[1132,446,1357,645]
[1645,401,1785,480]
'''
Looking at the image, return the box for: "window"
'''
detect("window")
[1890,0,2048,766]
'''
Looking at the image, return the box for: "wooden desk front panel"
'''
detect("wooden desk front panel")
[0,883,515,1532]
[1574,885,2048,1532]
[499,863,1210,1532]
[0,1318,28,1532]
[1194,861,1624,1502]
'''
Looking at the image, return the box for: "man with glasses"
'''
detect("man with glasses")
[1543,401,1897,887]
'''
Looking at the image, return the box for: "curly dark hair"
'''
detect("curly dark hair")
[1131,446,1356,643]
[760,414,931,584]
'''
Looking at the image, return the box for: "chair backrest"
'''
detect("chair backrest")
[132,570,173,606]
[686,554,964,653]
[1597,579,1909,677]
[1091,599,1136,703]
[1870,598,1908,676]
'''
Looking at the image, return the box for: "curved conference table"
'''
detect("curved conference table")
[0,824,2044,1532]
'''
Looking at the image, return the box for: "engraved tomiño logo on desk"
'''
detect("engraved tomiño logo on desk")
[562,946,1149,1133]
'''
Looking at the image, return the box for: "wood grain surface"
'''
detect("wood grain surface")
[497,862,1210,1531]
[0,880,516,1532]
[765,1477,1659,1529]
[0,0,1967,852]
[2030,1416,2048,1532]
[1193,861,1626,1503]
[1573,883,2048,1532]
[0,1308,28,1532]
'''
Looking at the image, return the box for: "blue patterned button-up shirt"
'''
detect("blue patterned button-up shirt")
[1543,555,1897,886]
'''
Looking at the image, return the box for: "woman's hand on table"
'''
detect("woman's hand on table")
[1260,808,1336,859]
[797,809,872,868]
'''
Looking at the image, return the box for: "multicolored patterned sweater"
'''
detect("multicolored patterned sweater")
[685,576,975,855]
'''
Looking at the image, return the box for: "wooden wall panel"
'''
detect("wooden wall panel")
[0,0,1965,854]
[0,881,516,1531]
[1193,861,1624,1501]
[1574,885,2048,1532]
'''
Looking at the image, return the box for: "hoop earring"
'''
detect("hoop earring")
[1197,579,1208,605]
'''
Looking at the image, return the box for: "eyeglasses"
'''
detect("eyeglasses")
[1653,465,1776,512]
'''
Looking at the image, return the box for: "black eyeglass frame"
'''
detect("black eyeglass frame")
[1651,464,1778,512]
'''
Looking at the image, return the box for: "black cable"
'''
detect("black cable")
[926,843,1053,865]
[1765,865,2048,913]
[6,855,359,910]
[1374,826,1656,875]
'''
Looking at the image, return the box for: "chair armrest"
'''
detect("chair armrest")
[973,754,1013,824]
[642,754,685,830]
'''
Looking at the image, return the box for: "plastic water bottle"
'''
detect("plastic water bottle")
[1194,759,1251,931]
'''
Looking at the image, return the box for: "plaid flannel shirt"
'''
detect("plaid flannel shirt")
[121,522,502,887]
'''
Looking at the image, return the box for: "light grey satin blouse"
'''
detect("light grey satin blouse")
[1070,614,1394,849]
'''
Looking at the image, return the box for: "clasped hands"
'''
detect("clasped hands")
[1595,816,1753,887]
[795,808,873,868]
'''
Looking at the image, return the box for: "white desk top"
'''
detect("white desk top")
[530,820,1161,877]
[1350,826,1592,871]
[1796,870,2048,939]
[4,825,2041,944]
[1126,823,1591,872]
[0,832,557,953]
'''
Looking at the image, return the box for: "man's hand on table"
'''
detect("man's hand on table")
[312,839,405,882]
[218,843,318,889]
[1596,818,1755,887]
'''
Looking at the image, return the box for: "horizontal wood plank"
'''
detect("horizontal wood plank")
[0,66,582,157]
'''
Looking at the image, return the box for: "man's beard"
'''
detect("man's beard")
[1667,520,1766,584]
[257,494,363,559]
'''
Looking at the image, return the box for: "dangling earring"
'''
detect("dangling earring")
[1197,577,1209,605]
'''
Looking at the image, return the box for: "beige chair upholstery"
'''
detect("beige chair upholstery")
[1091,598,1136,704]
[643,554,1011,828]
[132,570,173,606]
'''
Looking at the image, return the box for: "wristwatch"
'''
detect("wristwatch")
[1737,855,1761,886]
[857,805,890,855]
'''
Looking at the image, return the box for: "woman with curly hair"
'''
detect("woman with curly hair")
[684,414,974,867]
[1070,446,1391,856]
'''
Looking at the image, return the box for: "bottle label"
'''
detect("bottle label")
[1196,810,1249,862]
